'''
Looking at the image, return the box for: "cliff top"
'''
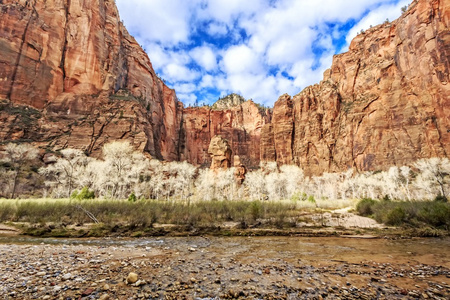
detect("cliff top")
[211,93,245,110]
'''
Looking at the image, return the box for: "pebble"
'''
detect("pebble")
[126,272,138,284]
[0,239,448,300]
[99,294,110,300]
[135,279,146,286]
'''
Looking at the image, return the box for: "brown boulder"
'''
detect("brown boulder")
[233,155,247,185]
[208,135,232,171]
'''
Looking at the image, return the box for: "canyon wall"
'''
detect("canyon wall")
[0,0,181,160]
[0,0,267,167]
[261,0,450,175]
[1,0,449,174]
[180,99,270,168]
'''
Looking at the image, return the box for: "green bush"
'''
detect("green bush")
[307,195,316,206]
[356,198,450,232]
[246,201,263,222]
[128,192,137,202]
[0,203,16,222]
[70,190,78,199]
[356,198,377,216]
[385,207,406,226]
[434,195,448,203]
[418,202,450,229]
[71,187,95,200]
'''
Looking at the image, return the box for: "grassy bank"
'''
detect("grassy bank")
[356,198,450,236]
[0,199,324,237]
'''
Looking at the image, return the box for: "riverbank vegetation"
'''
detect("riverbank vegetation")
[0,199,339,237]
[1,141,449,236]
[0,199,298,228]
[356,198,450,236]
[1,142,448,203]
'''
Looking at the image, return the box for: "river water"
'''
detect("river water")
[1,236,449,299]
[1,235,449,266]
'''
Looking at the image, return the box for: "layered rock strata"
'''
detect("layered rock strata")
[261,0,450,175]
[208,135,232,171]
[1,0,448,176]
[0,0,181,160]
[180,100,270,168]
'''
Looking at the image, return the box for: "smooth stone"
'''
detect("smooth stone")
[126,272,138,284]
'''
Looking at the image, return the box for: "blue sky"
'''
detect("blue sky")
[116,0,411,107]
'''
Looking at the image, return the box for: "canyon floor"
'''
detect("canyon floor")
[1,235,449,300]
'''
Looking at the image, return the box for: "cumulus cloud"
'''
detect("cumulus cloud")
[173,83,197,94]
[199,74,215,88]
[164,63,200,82]
[221,45,263,74]
[116,0,199,45]
[116,0,409,106]
[190,46,218,71]
[197,0,265,24]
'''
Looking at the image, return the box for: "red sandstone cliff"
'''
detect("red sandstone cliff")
[261,0,450,175]
[0,0,181,160]
[0,0,267,167]
[1,0,448,174]
[180,97,270,168]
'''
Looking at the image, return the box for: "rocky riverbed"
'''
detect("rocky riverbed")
[1,236,449,299]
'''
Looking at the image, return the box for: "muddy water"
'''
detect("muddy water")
[1,235,448,267]
[1,236,449,299]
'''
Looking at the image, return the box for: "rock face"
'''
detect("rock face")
[0,0,269,167]
[180,98,270,168]
[1,0,448,176]
[261,0,450,175]
[0,0,181,160]
[233,155,247,185]
[208,135,232,171]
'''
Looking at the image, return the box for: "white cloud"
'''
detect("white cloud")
[116,0,200,45]
[197,0,265,24]
[199,74,215,88]
[117,0,411,106]
[207,22,228,36]
[164,63,200,82]
[222,45,262,75]
[173,83,197,94]
[190,46,218,71]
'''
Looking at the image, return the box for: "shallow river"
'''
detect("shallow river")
[1,236,449,299]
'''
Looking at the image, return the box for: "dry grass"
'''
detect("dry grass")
[0,198,316,229]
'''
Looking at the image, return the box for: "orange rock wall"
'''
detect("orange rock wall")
[1,0,449,175]
[261,0,450,175]
[180,101,270,168]
[0,0,181,160]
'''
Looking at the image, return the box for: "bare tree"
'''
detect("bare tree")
[40,148,91,198]
[99,141,149,199]
[414,158,450,201]
[3,143,39,198]
[244,169,266,200]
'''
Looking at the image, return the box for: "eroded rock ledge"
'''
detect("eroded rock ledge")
[0,0,448,174]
